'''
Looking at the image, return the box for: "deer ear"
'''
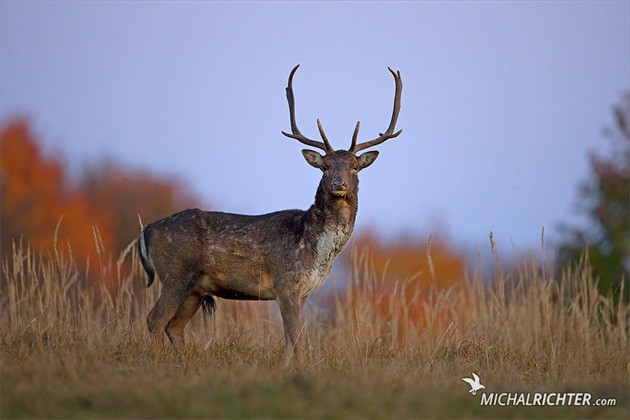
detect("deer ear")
[357,151,379,170]
[302,149,324,169]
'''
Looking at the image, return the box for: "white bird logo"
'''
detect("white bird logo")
[461,373,485,396]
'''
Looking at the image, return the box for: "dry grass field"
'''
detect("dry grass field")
[1,235,628,419]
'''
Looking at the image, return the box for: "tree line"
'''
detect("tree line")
[0,118,201,280]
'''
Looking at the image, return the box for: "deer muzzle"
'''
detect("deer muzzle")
[331,179,348,197]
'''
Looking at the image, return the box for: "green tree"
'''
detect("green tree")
[558,93,629,301]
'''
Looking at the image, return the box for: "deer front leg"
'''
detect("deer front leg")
[277,291,304,363]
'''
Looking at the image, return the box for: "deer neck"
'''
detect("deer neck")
[308,182,358,239]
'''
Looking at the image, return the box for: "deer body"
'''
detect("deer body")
[139,66,402,360]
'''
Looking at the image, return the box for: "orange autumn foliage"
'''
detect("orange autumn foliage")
[0,119,113,271]
[350,231,466,290]
[1,118,202,286]
[338,232,468,340]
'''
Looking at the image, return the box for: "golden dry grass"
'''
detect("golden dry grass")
[1,235,629,419]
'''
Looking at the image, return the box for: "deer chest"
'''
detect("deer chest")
[299,225,351,296]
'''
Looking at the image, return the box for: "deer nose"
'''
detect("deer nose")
[332,179,347,191]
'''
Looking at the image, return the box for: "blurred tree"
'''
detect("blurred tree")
[80,162,202,254]
[0,119,113,268]
[346,232,466,289]
[1,118,203,288]
[335,231,467,340]
[558,93,630,302]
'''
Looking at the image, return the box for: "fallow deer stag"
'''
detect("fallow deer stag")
[138,65,402,360]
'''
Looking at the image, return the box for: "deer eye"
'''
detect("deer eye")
[353,165,359,172]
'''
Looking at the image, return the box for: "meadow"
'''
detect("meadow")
[1,233,628,419]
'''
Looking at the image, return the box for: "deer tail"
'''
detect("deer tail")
[138,228,156,288]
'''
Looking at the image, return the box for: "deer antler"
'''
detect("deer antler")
[281,64,334,153]
[349,67,403,154]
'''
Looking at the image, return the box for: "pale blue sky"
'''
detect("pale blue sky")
[1,1,628,253]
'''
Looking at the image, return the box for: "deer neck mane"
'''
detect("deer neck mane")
[305,181,358,243]
[294,182,356,285]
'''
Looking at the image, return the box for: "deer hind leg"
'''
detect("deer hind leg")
[147,272,199,348]
[166,292,203,349]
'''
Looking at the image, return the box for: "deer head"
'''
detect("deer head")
[281,65,403,203]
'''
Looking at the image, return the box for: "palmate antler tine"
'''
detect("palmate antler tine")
[349,67,403,154]
[281,64,334,153]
